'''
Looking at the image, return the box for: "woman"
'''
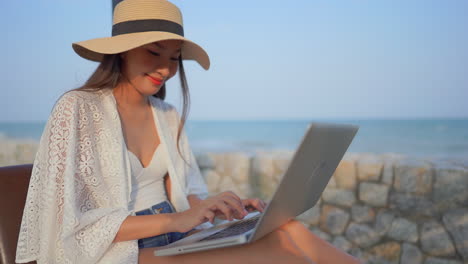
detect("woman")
[16,0,361,263]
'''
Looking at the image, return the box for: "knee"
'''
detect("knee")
[139,248,168,264]
[281,219,308,232]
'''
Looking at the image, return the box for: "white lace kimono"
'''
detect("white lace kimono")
[15,88,213,264]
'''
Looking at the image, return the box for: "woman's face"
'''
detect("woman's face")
[120,39,183,96]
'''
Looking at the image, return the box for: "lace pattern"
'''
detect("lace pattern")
[16,88,212,263]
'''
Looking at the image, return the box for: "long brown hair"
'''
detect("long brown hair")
[70,53,192,167]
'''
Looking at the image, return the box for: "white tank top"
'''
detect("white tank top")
[128,139,169,212]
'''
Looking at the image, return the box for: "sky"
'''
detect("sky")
[2,0,468,122]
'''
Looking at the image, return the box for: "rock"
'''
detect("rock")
[195,153,216,169]
[387,217,418,243]
[389,192,435,217]
[450,159,468,170]
[272,151,294,172]
[357,155,383,181]
[345,223,381,248]
[296,204,321,226]
[343,152,362,161]
[382,161,395,186]
[13,141,38,164]
[251,153,283,199]
[334,159,357,190]
[351,204,375,223]
[332,236,353,253]
[319,205,350,235]
[217,176,242,197]
[359,182,389,207]
[213,152,251,184]
[432,162,468,210]
[325,176,337,188]
[236,183,253,199]
[442,208,468,260]
[380,153,406,186]
[202,169,221,194]
[424,257,462,264]
[366,242,401,264]
[394,158,433,195]
[0,139,39,166]
[401,243,423,264]
[322,188,356,208]
[420,220,456,257]
[375,210,395,236]
[309,226,331,242]
[348,248,364,260]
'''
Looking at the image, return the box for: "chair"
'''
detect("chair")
[0,164,172,264]
[0,164,36,264]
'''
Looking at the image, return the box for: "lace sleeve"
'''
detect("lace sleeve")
[170,106,210,200]
[16,91,136,264]
[184,136,210,200]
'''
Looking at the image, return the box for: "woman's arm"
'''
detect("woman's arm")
[187,194,203,208]
[113,213,178,243]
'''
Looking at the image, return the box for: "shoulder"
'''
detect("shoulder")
[148,97,183,130]
[54,89,107,108]
[149,96,178,116]
[50,89,108,119]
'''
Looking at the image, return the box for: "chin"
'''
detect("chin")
[141,87,160,96]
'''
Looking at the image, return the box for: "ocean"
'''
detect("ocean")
[1,119,467,160]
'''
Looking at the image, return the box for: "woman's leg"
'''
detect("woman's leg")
[139,227,315,264]
[279,220,361,264]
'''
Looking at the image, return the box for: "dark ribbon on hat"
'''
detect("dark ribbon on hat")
[112,19,184,36]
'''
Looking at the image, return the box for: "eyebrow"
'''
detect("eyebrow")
[153,42,182,52]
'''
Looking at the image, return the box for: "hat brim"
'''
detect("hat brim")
[72,32,210,70]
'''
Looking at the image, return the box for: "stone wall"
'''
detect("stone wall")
[2,138,468,263]
[0,138,38,166]
[196,150,468,264]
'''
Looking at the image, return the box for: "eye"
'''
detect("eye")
[148,50,180,61]
[148,50,160,56]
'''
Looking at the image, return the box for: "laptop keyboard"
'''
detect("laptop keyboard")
[199,214,261,241]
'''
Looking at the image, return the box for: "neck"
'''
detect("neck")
[113,83,149,109]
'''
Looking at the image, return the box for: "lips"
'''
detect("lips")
[146,74,163,85]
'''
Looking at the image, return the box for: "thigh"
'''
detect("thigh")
[135,201,173,248]
[139,233,171,248]
[138,228,314,264]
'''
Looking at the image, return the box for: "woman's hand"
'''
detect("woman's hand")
[241,198,268,213]
[172,191,249,233]
[214,197,269,220]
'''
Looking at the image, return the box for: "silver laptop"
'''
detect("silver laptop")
[154,122,359,256]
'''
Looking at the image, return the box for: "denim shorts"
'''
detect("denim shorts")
[135,200,195,249]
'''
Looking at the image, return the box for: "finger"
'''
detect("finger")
[252,199,265,212]
[209,204,226,219]
[221,192,247,216]
[245,205,256,213]
[213,209,227,220]
[243,198,266,212]
[221,191,244,207]
[240,198,252,212]
[222,196,248,217]
[225,204,244,219]
[215,200,233,221]
[205,209,215,224]
[251,198,266,210]
[229,205,247,219]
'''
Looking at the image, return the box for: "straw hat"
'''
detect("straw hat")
[72,0,210,70]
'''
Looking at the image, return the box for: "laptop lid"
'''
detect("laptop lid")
[248,122,359,242]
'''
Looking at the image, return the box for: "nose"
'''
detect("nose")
[153,59,172,78]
